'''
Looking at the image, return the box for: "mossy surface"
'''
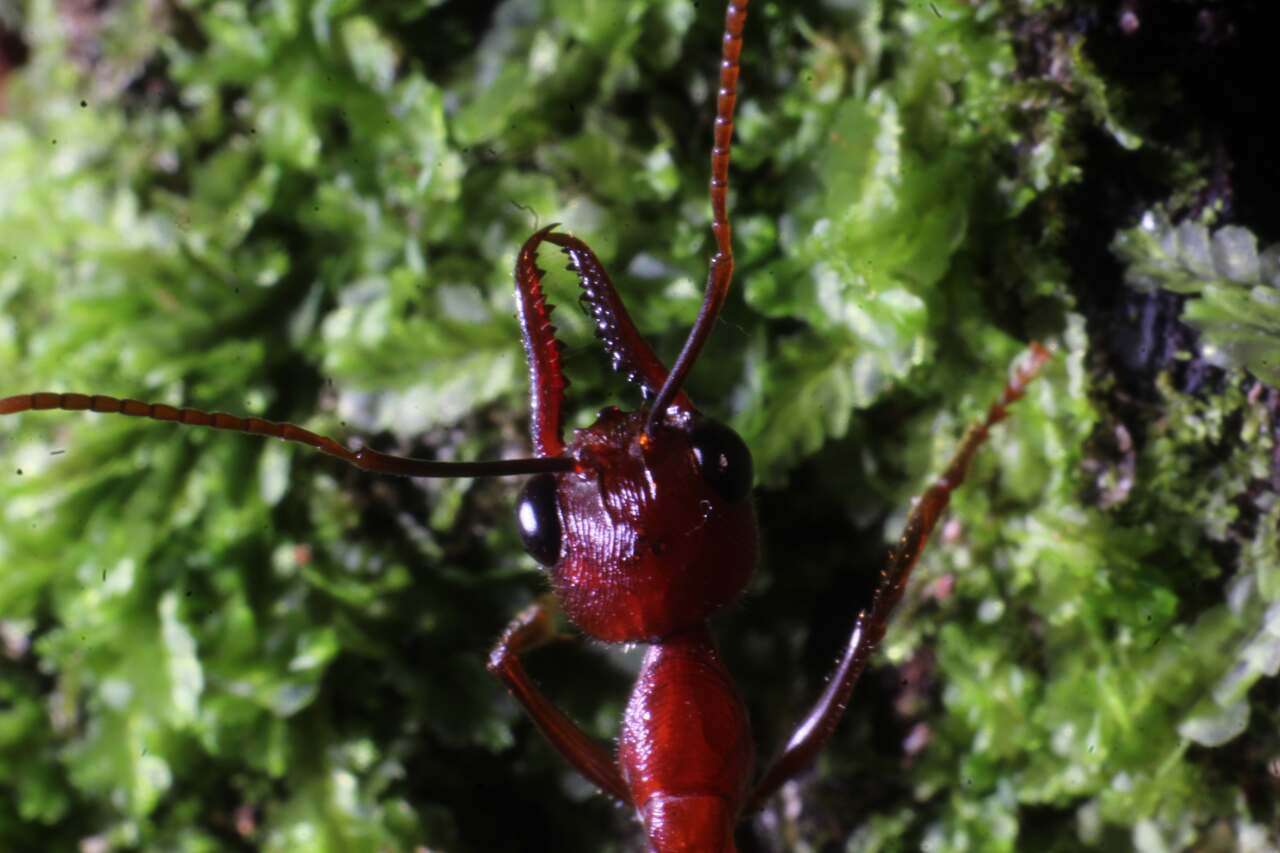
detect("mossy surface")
[0,1,1276,851]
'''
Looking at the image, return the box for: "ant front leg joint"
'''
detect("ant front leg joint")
[486,595,562,675]
[487,596,632,805]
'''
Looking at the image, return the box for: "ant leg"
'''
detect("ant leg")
[487,595,631,805]
[746,344,1049,812]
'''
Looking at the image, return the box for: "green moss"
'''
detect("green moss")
[0,0,1276,850]
[1114,210,1280,386]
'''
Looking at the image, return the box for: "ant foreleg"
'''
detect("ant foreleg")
[746,343,1050,812]
[487,595,632,805]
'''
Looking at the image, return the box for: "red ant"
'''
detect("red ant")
[1,2,1048,849]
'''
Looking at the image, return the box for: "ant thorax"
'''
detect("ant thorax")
[550,407,758,644]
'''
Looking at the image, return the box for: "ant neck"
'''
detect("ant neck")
[646,623,717,654]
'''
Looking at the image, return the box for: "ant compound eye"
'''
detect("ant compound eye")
[515,472,562,567]
[690,420,753,503]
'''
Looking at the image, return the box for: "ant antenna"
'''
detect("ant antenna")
[0,393,573,478]
[646,0,749,434]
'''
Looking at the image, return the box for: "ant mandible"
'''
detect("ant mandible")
[0,2,1048,849]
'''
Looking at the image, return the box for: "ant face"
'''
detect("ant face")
[517,407,757,642]
[510,221,759,642]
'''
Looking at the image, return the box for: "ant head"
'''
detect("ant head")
[517,407,757,643]
[511,228,756,642]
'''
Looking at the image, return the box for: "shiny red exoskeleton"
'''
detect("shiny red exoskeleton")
[0,3,1049,849]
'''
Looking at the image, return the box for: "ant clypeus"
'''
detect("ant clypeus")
[1,2,1049,850]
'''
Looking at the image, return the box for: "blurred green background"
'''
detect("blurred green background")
[1,0,1277,850]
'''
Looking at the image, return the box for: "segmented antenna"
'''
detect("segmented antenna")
[646,0,750,433]
[0,392,572,478]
